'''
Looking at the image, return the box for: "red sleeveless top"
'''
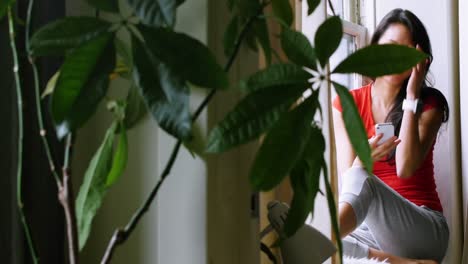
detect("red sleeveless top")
[333,83,443,212]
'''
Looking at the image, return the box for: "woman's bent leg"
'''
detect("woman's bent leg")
[339,166,449,261]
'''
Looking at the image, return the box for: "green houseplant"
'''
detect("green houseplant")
[1,0,427,262]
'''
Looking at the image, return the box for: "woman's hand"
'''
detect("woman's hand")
[352,134,401,167]
[406,44,428,99]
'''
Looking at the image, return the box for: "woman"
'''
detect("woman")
[333,9,450,264]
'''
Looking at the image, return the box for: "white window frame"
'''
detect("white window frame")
[361,0,376,40]
[341,19,367,88]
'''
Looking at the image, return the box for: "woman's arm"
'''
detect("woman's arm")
[395,107,443,178]
[334,108,400,174]
[395,47,444,178]
[333,109,356,177]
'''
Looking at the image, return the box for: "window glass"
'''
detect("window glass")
[330,33,358,90]
[327,0,344,18]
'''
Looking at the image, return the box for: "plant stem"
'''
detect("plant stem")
[101,140,182,263]
[191,4,261,122]
[100,3,268,263]
[327,0,337,16]
[326,79,342,263]
[26,0,78,262]
[58,134,79,264]
[26,0,62,187]
[8,7,40,264]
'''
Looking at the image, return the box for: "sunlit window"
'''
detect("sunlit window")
[328,0,367,90]
[329,20,366,90]
[327,0,344,18]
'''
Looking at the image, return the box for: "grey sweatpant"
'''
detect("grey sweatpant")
[339,166,449,261]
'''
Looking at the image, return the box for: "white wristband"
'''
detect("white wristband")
[402,98,419,113]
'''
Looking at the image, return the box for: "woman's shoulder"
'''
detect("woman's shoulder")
[350,83,372,99]
[420,87,449,115]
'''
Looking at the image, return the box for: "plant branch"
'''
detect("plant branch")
[58,134,79,264]
[101,140,182,263]
[100,3,269,263]
[26,0,62,187]
[8,7,40,264]
[327,0,337,16]
[26,0,79,263]
[191,2,263,121]
[326,78,342,263]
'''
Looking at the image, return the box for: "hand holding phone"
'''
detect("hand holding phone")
[374,123,395,146]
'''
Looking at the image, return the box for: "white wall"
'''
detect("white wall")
[156,2,209,263]
[376,1,461,263]
[70,1,209,263]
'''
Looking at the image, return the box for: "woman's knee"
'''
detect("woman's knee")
[341,166,372,196]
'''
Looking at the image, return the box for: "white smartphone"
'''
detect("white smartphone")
[374,122,395,145]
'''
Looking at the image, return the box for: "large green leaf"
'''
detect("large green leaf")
[124,84,148,130]
[127,0,177,27]
[333,81,372,172]
[252,17,271,65]
[138,25,228,89]
[284,126,324,236]
[284,159,321,236]
[271,0,293,26]
[333,44,428,77]
[235,0,271,61]
[322,162,343,261]
[132,35,191,140]
[281,27,317,70]
[115,36,133,69]
[0,0,15,20]
[315,16,342,66]
[234,0,264,53]
[244,28,259,52]
[305,125,326,162]
[58,69,110,136]
[236,0,261,20]
[240,63,311,92]
[85,0,119,12]
[76,123,117,250]
[284,161,311,236]
[106,123,128,186]
[206,84,307,153]
[306,0,320,15]
[223,15,239,57]
[227,0,235,11]
[250,92,319,191]
[52,33,114,139]
[29,17,111,56]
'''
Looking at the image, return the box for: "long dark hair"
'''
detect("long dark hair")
[371,9,449,155]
